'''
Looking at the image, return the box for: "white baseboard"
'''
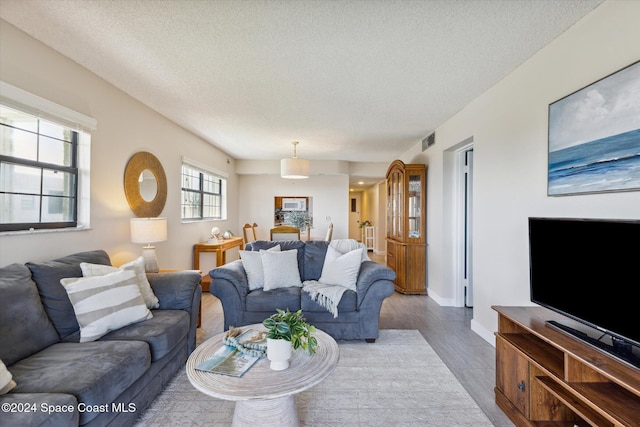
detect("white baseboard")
[471,318,495,347]
[428,288,496,347]
[425,288,456,307]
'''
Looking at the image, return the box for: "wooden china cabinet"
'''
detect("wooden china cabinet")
[385,160,426,294]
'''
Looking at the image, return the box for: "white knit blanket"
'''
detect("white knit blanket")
[302,280,347,318]
[302,239,369,318]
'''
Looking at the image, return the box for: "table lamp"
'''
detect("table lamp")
[130,217,167,273]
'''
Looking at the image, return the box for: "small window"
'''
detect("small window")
[0,105,80,231]
[181,161,227,221]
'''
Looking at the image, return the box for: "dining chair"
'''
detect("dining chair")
[324,223,334,241]
[270,225,301,241]
[242,223,258,244]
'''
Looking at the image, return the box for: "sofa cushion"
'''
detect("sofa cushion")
[81,256,160,309]
[0,263,60,365]
[262,249,302,290]
[99,310,189,361]
[26,250,112,340]
[9,341,150,425]
[246,287,301,312]
[301,240,329,280]
[61,269,153,342]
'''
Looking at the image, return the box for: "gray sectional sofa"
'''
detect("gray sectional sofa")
[0,250,201,427]
[209,240,395,342]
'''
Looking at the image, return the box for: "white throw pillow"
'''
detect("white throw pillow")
[330,239,371,262]
[319,245,364,291]
[80,256,159,309]
[239,245,281,290]
[0,359,16,395]
[61,269,153,342]
[261,249,302,291]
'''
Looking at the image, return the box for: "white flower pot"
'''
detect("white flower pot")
[267,338,292,370]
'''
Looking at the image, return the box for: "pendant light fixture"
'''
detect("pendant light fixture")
[280,141,309,179]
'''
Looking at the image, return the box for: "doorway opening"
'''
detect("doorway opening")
[462,148,474,307]
[348,193,362,241]
[450,138,474,308]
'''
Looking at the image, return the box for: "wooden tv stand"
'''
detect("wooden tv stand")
[492,306,640,427]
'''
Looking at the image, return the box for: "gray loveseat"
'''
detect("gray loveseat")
[0,250,201,427]
[209,240,395,342]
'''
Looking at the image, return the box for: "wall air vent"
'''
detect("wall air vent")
[422,132,435,151]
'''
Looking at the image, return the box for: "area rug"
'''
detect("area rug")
[134,330,492,426]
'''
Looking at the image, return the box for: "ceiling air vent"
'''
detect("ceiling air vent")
[422,132,435,151]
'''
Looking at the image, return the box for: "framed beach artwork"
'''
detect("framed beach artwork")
[548,60,640,196]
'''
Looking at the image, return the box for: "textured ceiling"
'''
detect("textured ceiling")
[0,0,603,165]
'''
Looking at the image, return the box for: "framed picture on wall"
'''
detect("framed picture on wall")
[547,60,640,196]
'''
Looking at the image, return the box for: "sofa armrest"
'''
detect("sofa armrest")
[147,271,202,353]
[209,260,249,331]
[209,260,249,303]
[356,261,396,303]
[147,271,202,310]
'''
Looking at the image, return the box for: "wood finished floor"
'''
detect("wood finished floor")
[197,253,514,427]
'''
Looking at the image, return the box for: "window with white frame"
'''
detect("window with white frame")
[0,82,95,233]
[181,160,227,221]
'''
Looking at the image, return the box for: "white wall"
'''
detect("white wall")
[0,19,239,270]
[237,174,348,241]
[402,0,640,343]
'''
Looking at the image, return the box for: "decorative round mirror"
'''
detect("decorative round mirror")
[138,169,158,202]
[124,152,167,217]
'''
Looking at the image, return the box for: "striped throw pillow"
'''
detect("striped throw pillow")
[61,269,153,342]
[0,359,16,395]
[80,256,159,309]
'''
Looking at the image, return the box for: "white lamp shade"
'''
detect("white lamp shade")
[281,158,310,179]
[130,217,167,244]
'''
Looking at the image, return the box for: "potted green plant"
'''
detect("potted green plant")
[284,211,312,232]
[263,309,317,370]
[359,220,372,228]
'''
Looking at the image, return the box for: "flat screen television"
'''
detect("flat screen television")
[528,217,640,368]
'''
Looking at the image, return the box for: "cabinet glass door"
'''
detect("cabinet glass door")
[388,169,401,238]
[408,174,421,239]
[394,170,403,239]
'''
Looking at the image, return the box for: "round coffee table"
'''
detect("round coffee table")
[186,324,339,427]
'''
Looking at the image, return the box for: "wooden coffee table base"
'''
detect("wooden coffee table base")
[186,324,339,427]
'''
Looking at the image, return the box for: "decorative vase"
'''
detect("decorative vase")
[267,338,292,370]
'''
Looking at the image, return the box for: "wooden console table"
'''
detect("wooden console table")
[493,306,640,427]
[193,237,244,291]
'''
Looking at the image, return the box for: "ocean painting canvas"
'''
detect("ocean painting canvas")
[548,61,640,196]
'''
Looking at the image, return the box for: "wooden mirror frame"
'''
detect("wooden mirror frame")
[124,151,167,217]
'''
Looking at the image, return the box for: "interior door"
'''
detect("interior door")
[349,193,361,240]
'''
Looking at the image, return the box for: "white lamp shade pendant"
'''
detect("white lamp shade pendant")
[281,141,309,179]
[281,158,309,179]
[130,217,167,273]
